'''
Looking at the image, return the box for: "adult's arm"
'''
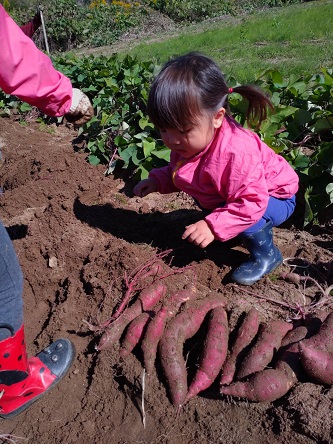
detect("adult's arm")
[0,4,72,117]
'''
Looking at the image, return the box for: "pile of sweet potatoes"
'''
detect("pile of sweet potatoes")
[90,275,333,407]
[93,278,228,408]
[220,309,333,402]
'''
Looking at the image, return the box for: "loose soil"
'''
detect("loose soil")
[0,115,333,444]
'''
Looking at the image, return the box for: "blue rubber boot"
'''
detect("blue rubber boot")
[231,221,283,285]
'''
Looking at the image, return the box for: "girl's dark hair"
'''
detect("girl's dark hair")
[147,52,273,130]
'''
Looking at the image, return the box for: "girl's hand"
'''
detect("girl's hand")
[133,178,158,197]
[182,220,215,248]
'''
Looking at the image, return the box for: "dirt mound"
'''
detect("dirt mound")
[0,116,332,443]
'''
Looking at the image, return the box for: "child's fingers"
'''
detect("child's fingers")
[133,180,150,197]
[182,224,195,240]
[140,186,151,197]
[133,184,143,196]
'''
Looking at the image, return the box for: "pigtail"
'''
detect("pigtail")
[231,85,274,129]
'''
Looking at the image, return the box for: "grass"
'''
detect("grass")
[123,0,333,82]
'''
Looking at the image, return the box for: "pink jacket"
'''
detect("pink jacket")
[0,4,72,116]
[149,116,299,242]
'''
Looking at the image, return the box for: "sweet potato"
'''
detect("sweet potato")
[119,312,151,358]
[221,325,304,402]
[280,325,308,348]
[236,320,292,380]
[220,367,295,402]
[297,312,333,385]
[304,310,329,337]
[300,311,333,354]
[141,288,197,375]
[97,282,166,351]
[274,325,309,385]
[299,342,333,385]
[185,306,229,403]
[220,308,260,386]
[159,293,226,407]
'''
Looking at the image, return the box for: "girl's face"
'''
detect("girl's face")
[159,108,225,158]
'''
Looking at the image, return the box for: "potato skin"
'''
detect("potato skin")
[119,312,151,358]
[220,308,260,386]
[185,306,229,403]
[299,342,333,385]
[301,311,333,353]
[297,311,333,385]
[159,293,226,407]
[97,282,166,351]
[220,367,295,402]
[236,320,292,380]
[141,288,196,375]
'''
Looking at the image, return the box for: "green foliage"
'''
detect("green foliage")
[142,0,306,22]
[83,1,146,49]
[143,0,235,22]
[53,54,168,178]
[43,0,86,51]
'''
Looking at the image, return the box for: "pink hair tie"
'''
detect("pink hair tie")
[229,87,233,94]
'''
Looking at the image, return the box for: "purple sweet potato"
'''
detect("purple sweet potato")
[185,306,229,403]
[280,325,308,348]
[236,320,293,380]
[158,293,226,407]
[220,308,260,386]
[220,367,295,402]
[274,325,309,385]
[119,312,151,358]
[304,310,329,337]
[141,287,197,375]
[220,326,304,403]
[299,342,333,385]
[97,282,166,351]
[294,311,333,385]
[300,311,333,354]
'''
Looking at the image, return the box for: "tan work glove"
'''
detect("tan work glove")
[65,88,94,126]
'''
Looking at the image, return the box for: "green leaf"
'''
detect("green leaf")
[151,147,170,161]
[88,154,101,166]
[317,142,333,166]
[291,151,310,170]
[19,102,32,112]
[293,109,312,126]
[139,117,154,130]
[114,135,128,147]
[270,70,286,87]
[118,144,138,165]
[311,117,333,133]
[143,140,157,158]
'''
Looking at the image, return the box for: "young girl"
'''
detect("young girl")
[133,52,299,286]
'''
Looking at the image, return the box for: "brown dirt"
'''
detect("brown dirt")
[0,115,333,444]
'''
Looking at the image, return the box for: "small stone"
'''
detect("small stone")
[48,256,58,268]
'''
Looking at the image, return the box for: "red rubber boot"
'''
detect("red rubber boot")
[0,324,75,418]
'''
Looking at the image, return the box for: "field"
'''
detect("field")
[0,109,332,444]
[1,2,333,443]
